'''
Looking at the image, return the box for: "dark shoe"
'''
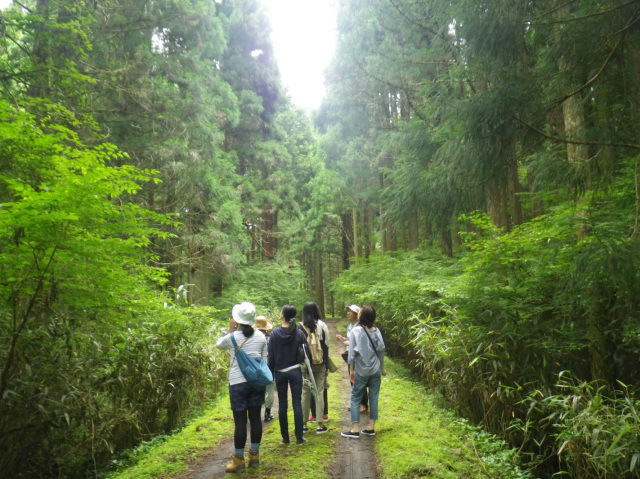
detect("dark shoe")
[248,451,259,468]
[361,429,376,436]
[341,430,360,439]
[264,414,274,422]
[281,438,290,444]
[296,437,307,445]
[316,425,328,434]
[302,424,308,432]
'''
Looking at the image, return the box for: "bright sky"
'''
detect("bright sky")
[263,0,338,111]
[0,0,338,110]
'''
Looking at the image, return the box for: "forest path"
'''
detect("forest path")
[177,318,377,479]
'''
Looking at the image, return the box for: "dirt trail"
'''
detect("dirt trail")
[326,318,378,479]
[178,318,378,479]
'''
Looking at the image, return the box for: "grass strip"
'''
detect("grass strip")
[107,394,234,479]
[376,359,533,479]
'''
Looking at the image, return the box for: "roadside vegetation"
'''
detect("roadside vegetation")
[106,345,531,479]
[332,243,640,478]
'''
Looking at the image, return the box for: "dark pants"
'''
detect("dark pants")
[229,382,264,450]
[232,408,262,449]
[275,368,304,442]
[310,387,329,416]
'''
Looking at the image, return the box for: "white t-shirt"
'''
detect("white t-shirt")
[216,330,268,386]
[318,319,329,344]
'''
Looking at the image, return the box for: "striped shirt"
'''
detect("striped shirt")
[216,330,268,386]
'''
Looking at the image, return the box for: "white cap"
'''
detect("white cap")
[347,304,361,314]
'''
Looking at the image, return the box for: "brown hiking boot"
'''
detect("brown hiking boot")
[225,455,245,473]
[248,451,260,467]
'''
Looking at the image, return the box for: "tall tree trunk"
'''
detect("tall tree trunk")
[262,205,275,260]
[439,228,453,257]
[189,268,210,306]
[314,244,325,313]
[28,0,52,98]
[486,183,509,229]
[353,206,362,258]
[388,221,397,251]
[562,93,589,166]
[409,217,419,249]
[587,300,616,386]
[508,145,524,226]
[341,211,354,269]
[363,206,371,259]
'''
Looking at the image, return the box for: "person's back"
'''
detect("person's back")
[269,322,303,371]
[342,305,387,440]
[350,325,384,378]
[270,305,307,445]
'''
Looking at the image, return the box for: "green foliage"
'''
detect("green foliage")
[529,373,640,478]
[0,100,227,477]
[332,182,640,477]
[213,261,308,317]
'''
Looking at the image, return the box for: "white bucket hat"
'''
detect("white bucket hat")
[347,304,361,314]
[232,302,256,326]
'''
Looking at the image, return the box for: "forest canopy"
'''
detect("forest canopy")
[1,0,640,478]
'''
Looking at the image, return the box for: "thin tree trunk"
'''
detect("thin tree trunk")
[341,211,354,269]
[508,146,524,226]
[439,228,453,257]
[314,242,325,313]
[262,205,275,260]
[409,217,419,249]
[353,207,361,259]
[363,206,371,259]
[189,268,210,306]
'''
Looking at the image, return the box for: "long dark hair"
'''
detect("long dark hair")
[240,323,255,337]
[301,301,321,333]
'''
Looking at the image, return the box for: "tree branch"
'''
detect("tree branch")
[550,4,640,108]
[510,113,640,150]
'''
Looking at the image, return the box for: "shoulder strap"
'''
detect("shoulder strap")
[300,324,310,337]
[361,326,377,351]
[229,333,249,368]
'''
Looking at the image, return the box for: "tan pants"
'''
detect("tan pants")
[302,363,326,423]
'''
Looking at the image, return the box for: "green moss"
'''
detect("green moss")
[107,395,233,479]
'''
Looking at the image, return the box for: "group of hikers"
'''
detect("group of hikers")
[215,301,386,473]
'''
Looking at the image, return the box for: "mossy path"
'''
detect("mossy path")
[108,319,531,479]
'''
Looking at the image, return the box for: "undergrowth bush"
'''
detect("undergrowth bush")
[0,303,228,479]
[332,196,640,478]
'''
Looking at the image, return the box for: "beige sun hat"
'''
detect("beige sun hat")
[254,316,273,331]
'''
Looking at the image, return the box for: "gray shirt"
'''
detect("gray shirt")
[347,325,385,377]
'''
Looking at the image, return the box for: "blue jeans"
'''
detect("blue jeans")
[350,372,381,424]
[275,368,303,442]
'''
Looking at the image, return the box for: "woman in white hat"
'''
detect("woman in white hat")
[215,302,268,473]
